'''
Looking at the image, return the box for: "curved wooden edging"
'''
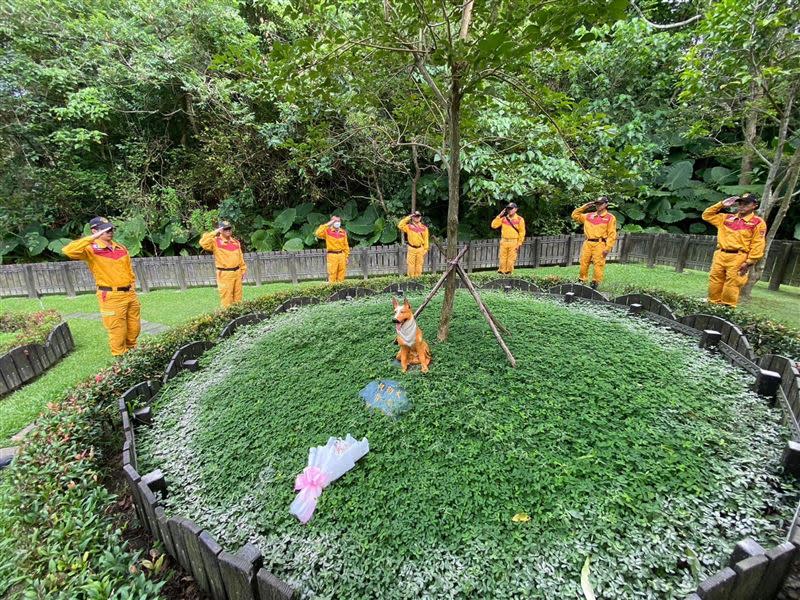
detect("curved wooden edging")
[480,278,543,293]
[118,282,800,600]
[0,321,74,396]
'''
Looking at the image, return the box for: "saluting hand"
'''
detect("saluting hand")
[722,197,738,208]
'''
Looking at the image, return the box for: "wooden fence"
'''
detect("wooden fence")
[2,233,799,298]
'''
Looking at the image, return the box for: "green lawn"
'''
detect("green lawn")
[0,265,797,447]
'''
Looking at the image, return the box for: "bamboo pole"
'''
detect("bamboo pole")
[454,262,516,367]
[414,245,468,319]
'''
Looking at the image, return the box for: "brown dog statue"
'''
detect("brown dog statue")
[392,297,432,373]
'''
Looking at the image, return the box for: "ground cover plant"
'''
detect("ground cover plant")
[0,309,61,354]
[138,292,798,599]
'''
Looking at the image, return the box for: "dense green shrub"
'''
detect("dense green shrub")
[0,310,62,354]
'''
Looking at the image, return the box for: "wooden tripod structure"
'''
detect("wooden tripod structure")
[412,241,517,367]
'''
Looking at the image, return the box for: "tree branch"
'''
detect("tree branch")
[631,2,702,30]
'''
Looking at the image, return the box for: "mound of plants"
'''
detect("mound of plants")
[0,309,61,354]
[138,292,798,598]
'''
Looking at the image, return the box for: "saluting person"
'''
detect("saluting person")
[62,217,141,357]
[397,211,429,277]
[702,193,766,308]
[199,220,247,308]
[571,196,618,289]
[315,215,350,283]
[491,203,526,275]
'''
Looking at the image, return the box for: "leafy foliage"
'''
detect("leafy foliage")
[139,293,797,598]
[0,309,62,353]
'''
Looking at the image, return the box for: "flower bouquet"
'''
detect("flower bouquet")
[290,434,369,524]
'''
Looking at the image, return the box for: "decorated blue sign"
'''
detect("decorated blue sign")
[359,379,411,417]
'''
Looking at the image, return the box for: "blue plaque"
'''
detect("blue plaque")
[359,379,411,417]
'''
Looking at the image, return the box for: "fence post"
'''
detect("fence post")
[532,238,541,268]
[466,242,473,273]
[289,253,298,285]
[768,242,792,291]
[133,262,150,293]
[251,255,262,286]
[175,257,188,291]
[60,264,76,297]
[397,245,404,276]
[646,234,661,268]
[675,236,692,273]
[361,247,369,280]
[23,265,38,299]
[562,235,573,267]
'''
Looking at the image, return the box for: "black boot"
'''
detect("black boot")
[590,281,598,290]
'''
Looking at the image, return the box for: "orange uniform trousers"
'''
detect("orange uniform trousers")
[407,246,426,277]
[216,269,243,308]
[708,250,749,307]
[579,241,607,284]
[327,252,347,283]
[498,239,520,274]
[97,290,141,356]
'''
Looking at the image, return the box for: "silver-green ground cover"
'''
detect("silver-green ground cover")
[138,292,797,598]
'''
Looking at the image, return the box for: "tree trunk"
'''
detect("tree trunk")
[740,150,800,300]
[739,83,759,185]
[411,142,420,213]
[437,85,462,341]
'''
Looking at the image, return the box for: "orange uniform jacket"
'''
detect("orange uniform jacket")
[398,216,429,250]
[702,202,766,262]
[490,215,526,246]
[61,237,136,288]
[199,232,247,273]
[315,224,350,255]
[571,207,617,252]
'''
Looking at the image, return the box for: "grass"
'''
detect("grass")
[139,292,795,599]
[1,265,797,447]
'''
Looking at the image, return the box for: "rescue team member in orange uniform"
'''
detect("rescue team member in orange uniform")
[62,217,141,357]
[571,196,618,289]
[199,220,247,308]
[397,211,429,277]
[702,193,766,308]
[315,215,350,283]
[491,202,526,274]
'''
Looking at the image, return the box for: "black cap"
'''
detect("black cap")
[218,220,232,229]
[738,193,758,205]
[506,202,518,209]
[88,216,114,232]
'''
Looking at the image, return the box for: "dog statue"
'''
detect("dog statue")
[392,297,432,373]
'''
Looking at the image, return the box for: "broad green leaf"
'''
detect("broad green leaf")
[274,208,296,233]
[24,232,49,255]
[282,237,305,251]
[307,213,327,227]
[339,200,358,221]
[251,229,274,252]
[47,238,71,253]
[719,184,764,196]
[707,166,736,185]
[0,238,19,255]
[294,203,313,219]
[380,226,398,244]
[623,205,645,221]
[664,160,694,191]
[690,222,708,234]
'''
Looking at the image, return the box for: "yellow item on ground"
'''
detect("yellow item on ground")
[315,223,350,282]
[571,206,617,284]
[398,216,429,277]
[62,236,140,355]
[702,202,767,307]
[199,231,247,307]
[491,214,526,274]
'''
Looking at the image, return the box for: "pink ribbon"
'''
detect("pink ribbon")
[292,466,331,524]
